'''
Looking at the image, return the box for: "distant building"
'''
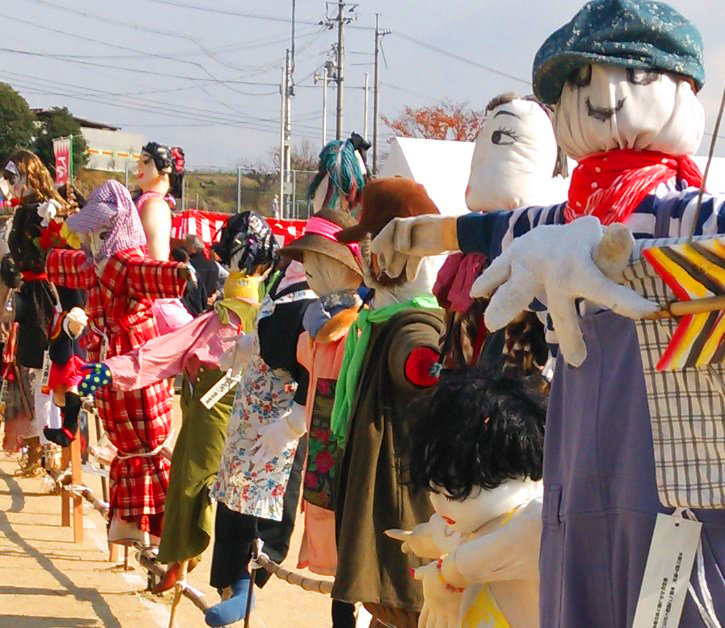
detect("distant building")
[33,109,145,174]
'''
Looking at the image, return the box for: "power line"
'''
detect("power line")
[142,0,374,30]
[393,31,531,86]
[19,0,308,73]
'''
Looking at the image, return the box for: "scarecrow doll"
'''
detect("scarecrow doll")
[45,179,188,546]
[372,1,725,625]
[331,178,444,628]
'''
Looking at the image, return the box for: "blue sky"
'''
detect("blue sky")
[2,0,723,168]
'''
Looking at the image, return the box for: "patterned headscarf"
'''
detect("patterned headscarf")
[66,180,146,262]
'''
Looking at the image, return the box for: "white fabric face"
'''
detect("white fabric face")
[302,250,360,297]
[554,63,704,161]
[466,98,558,212]
[429,479,542,536]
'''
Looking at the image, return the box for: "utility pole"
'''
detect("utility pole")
[373,14,390,175]
[236,166,241,213]
[279,60,287,217]
[335,1,345,140]
[363,72,369,140]
[314,65,330,147]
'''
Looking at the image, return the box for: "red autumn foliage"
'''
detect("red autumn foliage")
[382,101,485,142]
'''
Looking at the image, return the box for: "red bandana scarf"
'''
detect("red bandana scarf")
[565,149,703,225]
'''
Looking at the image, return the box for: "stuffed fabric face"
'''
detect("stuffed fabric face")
[466,97,558,212]
[429,480,540,536]
[312,150,367,214]
[554,63,704,161]
[303,250,361,297]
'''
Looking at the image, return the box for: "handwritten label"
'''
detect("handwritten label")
[40,350,52,393]
[200,371,241,409]
[632,512,701,628]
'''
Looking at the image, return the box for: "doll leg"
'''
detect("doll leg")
[43,386,82,448]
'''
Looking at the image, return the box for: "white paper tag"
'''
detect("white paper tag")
[632,512,702,628]
[40,350,52,389]
[200,371,241,409]
[0,378,8,404]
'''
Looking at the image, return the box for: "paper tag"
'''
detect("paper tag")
[200,371,241,409]
[0,378,8,404]
[99,339,108,362]
[40,350,52,392]
[632,512,702,628]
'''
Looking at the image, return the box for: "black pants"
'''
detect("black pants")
[210,436,306,590]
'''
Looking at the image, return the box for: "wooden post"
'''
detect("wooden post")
[60,446,71,527]
[167,560,189,628]
[70,436,83,543]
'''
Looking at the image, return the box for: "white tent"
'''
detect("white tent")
[380,136,725,210]
[379,137,474,216]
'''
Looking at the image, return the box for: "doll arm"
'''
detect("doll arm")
[45,249,94,289]
[440,497,543,589]
[385,513,462,559]
[103,312,215,391]
[140,196,172,261]
[371,204,565,280]
[251,402,307,464]
[125,258,187,299]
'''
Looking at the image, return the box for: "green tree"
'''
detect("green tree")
[34,107,89,176]
[0,83,36,163]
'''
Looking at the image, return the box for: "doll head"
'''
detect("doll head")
[137,142,185,197]
[466,94,561,212]
[280,208,363,297]
[409,368,547,534]
[66,180,146,263]
[308,132,370,213]
[214,210,278,277]
[532,0,705,160]
[2,150,64,205]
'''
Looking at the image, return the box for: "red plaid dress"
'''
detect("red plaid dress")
[46,248,186,533]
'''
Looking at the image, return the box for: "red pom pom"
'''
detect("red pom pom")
[404,346,440,387]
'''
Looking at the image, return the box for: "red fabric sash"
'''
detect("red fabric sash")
[565,149,703,225]
[21,270,47,281]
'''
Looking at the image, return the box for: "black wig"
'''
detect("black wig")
[408,367,547,500]
[213,210,278,274]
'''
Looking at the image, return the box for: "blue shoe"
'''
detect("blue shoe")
[204,576,254,627]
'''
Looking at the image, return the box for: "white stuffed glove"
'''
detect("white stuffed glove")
[385,514,462,559]
[37,199,60,227]
[470,217,659,367]
[63,307,88,338]
[414,560,464,628]
[371,215,459,281]
[251,402,306,464]
[219,334,255,377]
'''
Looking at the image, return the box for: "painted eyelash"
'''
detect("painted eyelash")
[498,128,519,140]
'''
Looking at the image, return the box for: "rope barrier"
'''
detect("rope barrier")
[253,553,334,595]
[137,551,209,613]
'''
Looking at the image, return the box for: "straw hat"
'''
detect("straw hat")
[280,208,362,276]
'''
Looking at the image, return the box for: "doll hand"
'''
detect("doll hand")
[371,215,458,281]
[63,307,88,338]
[37,199,61,227]
[78,363,112,396]
[219,334,255,377]
[414,560,463,628]
[251,403,306,464]
[177,263,197,287]
[470,217,659,367]
[385,514,460,559]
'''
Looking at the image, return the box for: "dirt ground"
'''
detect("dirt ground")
[0,398,340,628]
